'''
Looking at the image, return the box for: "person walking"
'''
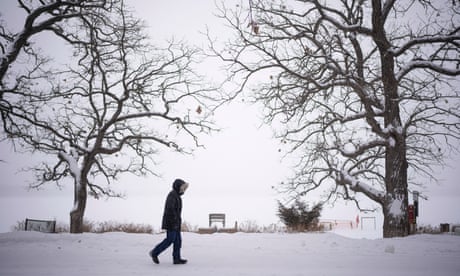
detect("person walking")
[149,179,189,265]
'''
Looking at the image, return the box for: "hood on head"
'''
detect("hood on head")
[172,179,188,195]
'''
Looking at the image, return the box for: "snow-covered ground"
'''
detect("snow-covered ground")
[0,230,459,276]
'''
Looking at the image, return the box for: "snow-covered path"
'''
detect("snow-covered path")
[0,231,459,276]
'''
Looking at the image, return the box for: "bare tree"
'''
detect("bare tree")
[0,0,113,100]
[2,1,221,233]
[0,0,117,164]
[211,0,460,237]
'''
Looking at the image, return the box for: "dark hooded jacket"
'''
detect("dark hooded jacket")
[161,179,185,231]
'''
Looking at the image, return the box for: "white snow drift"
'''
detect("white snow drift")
[0,230,459,276]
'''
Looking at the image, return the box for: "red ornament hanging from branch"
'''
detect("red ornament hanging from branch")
[248,0,260,35]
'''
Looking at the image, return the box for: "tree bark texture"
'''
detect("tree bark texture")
[70,177,87,234]
[373,0,409,237]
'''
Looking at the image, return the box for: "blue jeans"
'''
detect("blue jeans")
[152,230,182,260]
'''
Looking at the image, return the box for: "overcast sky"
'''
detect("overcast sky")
[0,0,459,233]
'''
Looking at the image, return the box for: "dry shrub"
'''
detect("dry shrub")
[11,220,26,232]
[11,219,153,234]
[238,220,261,233]
[93,221,153,234]
[181,221,198,232]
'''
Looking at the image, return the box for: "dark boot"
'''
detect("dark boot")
[149,250,159,264]
[173,259,187,265]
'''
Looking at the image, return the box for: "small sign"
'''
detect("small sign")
[408,205,416,224]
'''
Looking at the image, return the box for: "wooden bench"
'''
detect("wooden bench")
[209,213,225,228]
[25,218,56,233]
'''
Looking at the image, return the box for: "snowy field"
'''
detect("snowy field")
[0,230,459,276]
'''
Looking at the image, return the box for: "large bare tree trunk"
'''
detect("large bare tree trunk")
[381,75,410,238]
[383,144,409,237]
[382,79,409,238]
[373,0,409,238]
[70,178,87,234]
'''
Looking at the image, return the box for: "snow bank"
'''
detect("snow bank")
[0,231,459,276]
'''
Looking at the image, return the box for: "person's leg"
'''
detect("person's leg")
[172,231,182,261]
[172,231,187,264]
[150,231,175,263]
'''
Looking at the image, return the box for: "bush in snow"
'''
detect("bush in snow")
[277,200,323,232]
